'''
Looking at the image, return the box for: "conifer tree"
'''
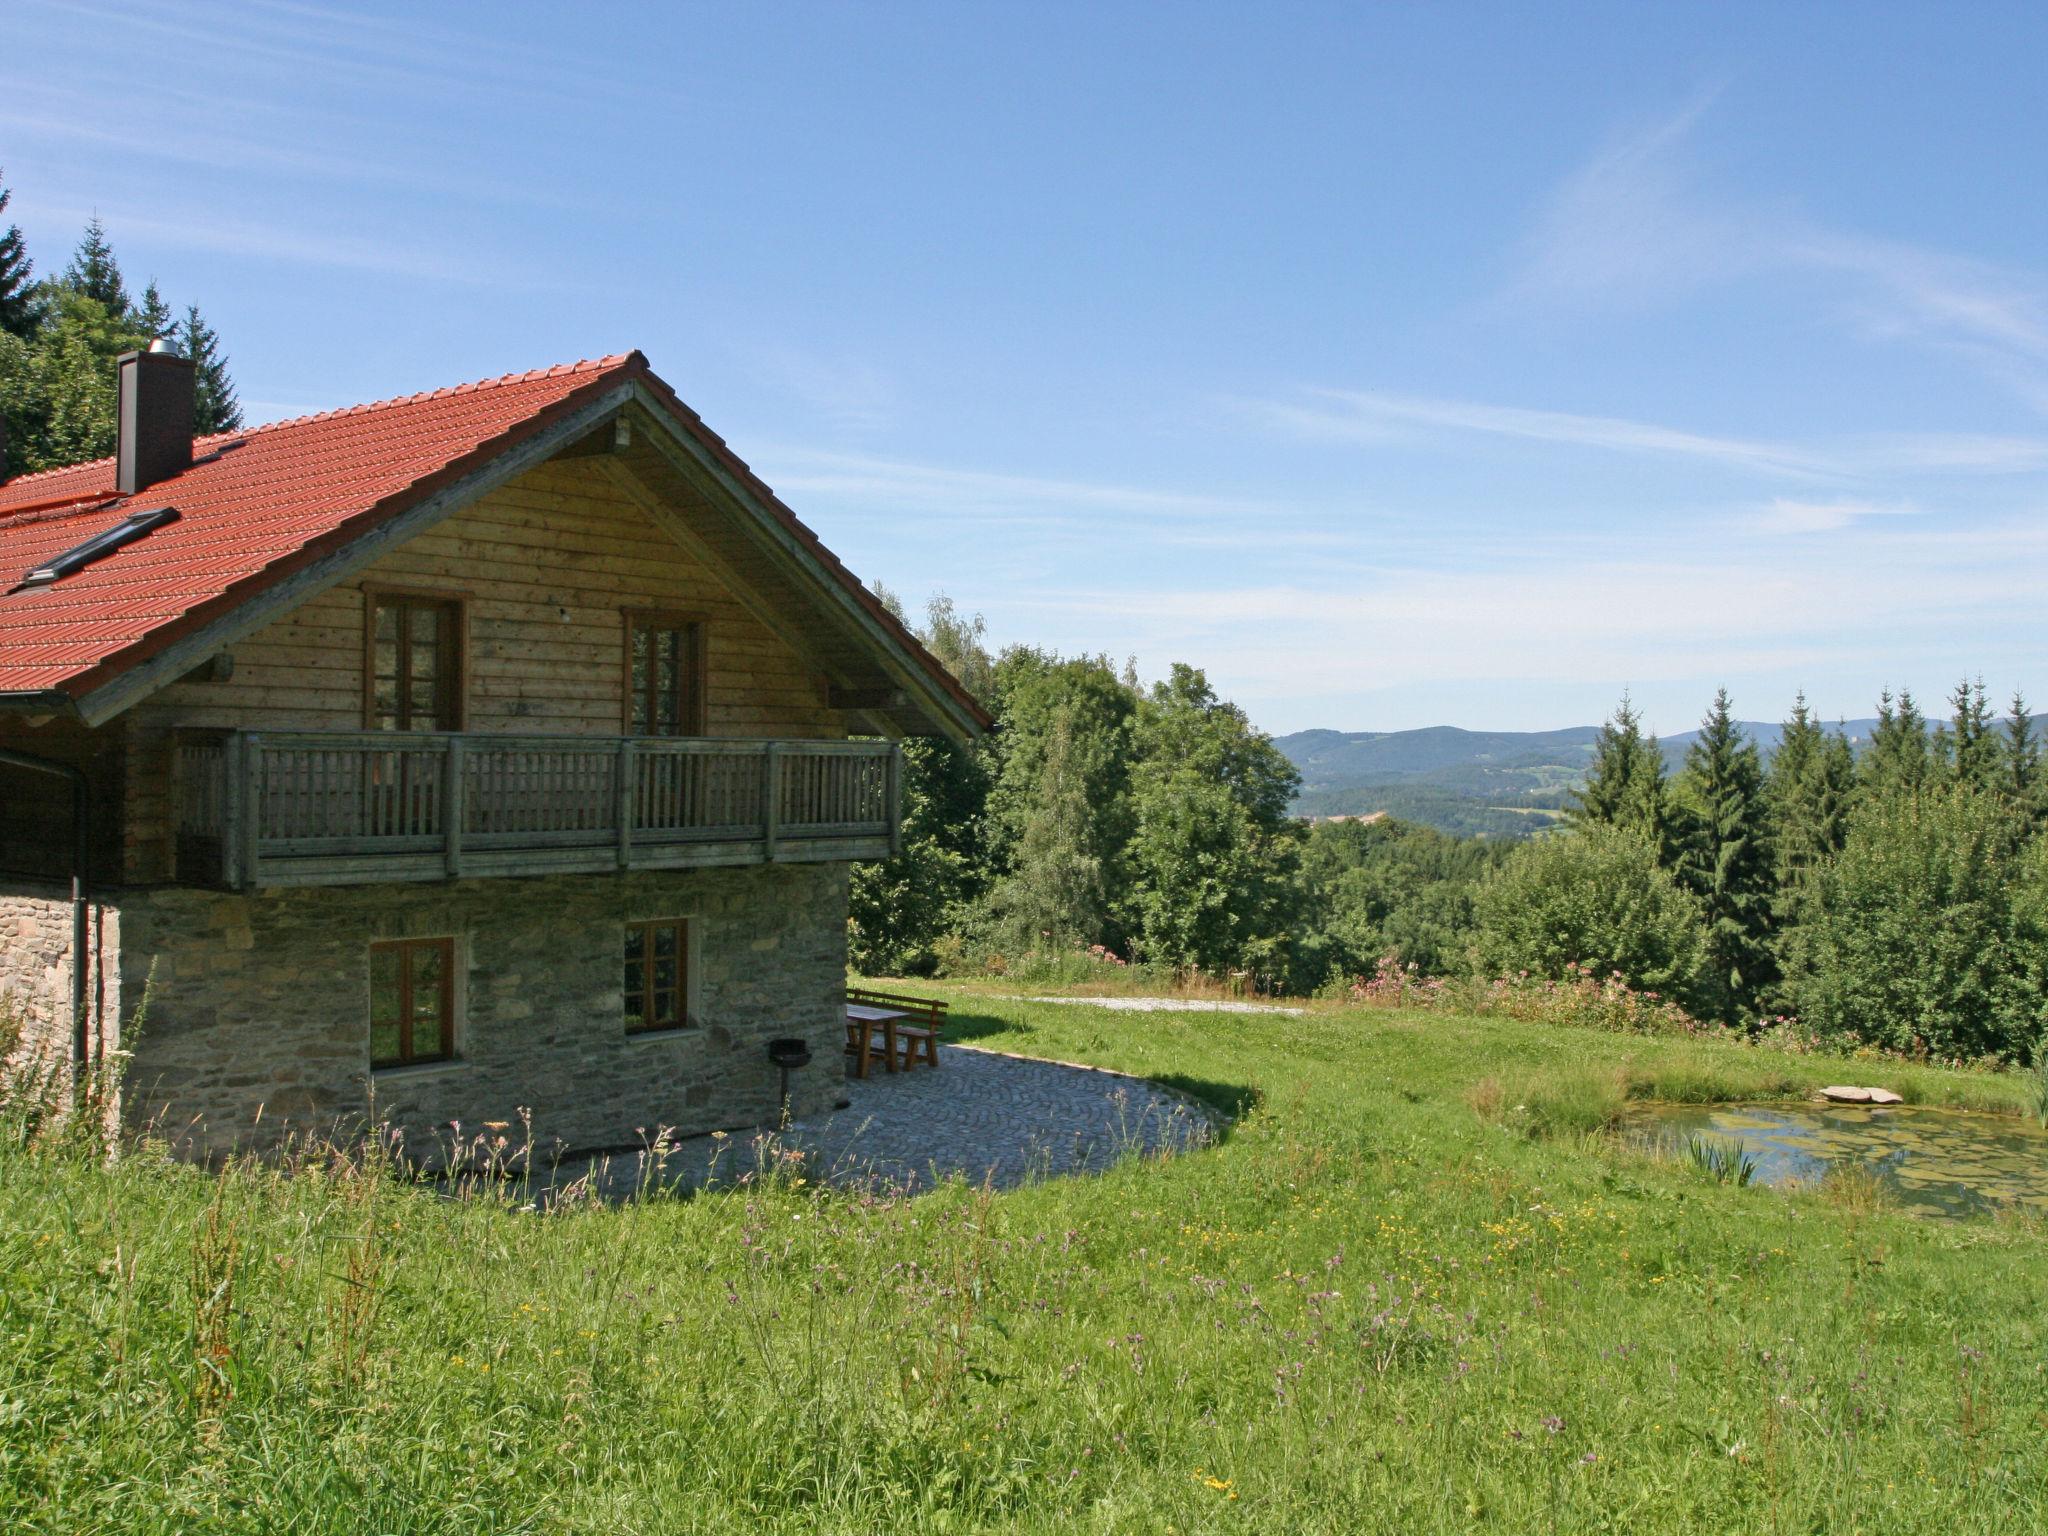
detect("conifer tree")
[2005,692,2042,826]
[1765,694,1856,982]
[62,216,129,316]
[136,280,173,341]
[1670,689,1776,1021]
[1862,688,1931,801]
[1943,677,1998,790]
[990,707,1107,951]
[0,170,38,339]
[1571,694,1668,852]
[182,304,243,433]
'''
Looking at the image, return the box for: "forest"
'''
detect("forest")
[858,592,2048,1065]
[0,170,241,472]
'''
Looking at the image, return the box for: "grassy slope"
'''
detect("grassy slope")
[3,992,2044,1534]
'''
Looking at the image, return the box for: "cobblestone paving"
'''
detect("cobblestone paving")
[544,1044,1214,1202]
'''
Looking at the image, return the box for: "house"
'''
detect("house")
[0,346,988,1160]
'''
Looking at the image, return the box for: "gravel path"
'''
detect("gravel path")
[539,1043,1214,1202]
[1001,994,1305,1016]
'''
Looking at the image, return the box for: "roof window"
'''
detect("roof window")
[18,505,180,589]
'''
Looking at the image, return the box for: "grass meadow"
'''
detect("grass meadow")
[3,989,2045,1533]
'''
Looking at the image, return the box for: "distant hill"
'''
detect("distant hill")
[1276,717,1897,840]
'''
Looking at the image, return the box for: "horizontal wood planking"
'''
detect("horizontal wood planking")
[121,456,846,881]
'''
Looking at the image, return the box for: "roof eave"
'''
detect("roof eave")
[0,689,82,718]
[623,380,992,746]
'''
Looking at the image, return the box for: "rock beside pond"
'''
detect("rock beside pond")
[1820,1085,1903,1105]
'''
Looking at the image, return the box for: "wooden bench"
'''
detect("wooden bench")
[846,987,947,1072]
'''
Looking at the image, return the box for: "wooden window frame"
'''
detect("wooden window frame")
[623,917,696,1035]
[621,609,708,737]
[363,585,470,732]
[369,936,458,1068]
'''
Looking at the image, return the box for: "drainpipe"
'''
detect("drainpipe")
[0,748,91,1087]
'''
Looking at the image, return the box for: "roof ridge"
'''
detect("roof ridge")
[238,353,638,438]
[0,354,639,489]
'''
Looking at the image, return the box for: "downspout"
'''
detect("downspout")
[0,748,91,1089]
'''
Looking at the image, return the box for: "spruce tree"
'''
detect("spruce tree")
[62,216,129,316]
[1671,689,1776,1022]
[1766,694,1856,981]
[182,304,243,433]
[1862,688,1931,801]
[2005,692,2042,826]
[1572,694,1669,852]
[136,280,174,341]
[990,707,1107,952]
[0,170,38,339]
[1943,677,1998,790]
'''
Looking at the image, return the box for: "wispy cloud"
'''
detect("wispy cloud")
[1742,498,1917,536]
[1252,387,1836,478]
[761,446,1284,522]
[1004,514,2048,711]
[26,200,528,287]
[1243,385,2048,481]
[1514,98,2048,408]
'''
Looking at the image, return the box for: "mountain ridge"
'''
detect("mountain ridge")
[1274,717,1896,838]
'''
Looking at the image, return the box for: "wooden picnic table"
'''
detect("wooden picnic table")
[844,1003,908,1079]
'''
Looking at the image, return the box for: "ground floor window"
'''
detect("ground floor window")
[370,937,456,1067]
[624,919,692,1033]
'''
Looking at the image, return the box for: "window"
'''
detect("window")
[624,919,692,1033]
[367,590,464,731]
[624,612,705,736]
[370,937,456,1067]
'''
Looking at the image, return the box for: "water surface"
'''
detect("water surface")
[1623,1101,2048,1219]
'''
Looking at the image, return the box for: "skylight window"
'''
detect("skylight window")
[18,506,179,589]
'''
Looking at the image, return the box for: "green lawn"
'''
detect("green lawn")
[3,990,2044,1533]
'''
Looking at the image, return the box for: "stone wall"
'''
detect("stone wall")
[0,882,121,1086]
[116,863,848,1162]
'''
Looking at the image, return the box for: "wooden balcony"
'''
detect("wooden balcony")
[172,730,902,889]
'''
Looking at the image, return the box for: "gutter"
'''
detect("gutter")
[0,748,91,1088]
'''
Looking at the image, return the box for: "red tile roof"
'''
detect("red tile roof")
[0,352,989,731]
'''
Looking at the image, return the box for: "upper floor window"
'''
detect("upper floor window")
[369,936,456,1068]
[625,612,705,736]
[367,590,464,732]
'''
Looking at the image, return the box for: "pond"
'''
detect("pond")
[1622,1101,2048,1219]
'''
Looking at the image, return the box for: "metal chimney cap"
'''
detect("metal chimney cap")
[148,336,183,357]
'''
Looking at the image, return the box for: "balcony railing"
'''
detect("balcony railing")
[172,731,902,888]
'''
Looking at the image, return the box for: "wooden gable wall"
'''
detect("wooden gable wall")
[116,454,843,882]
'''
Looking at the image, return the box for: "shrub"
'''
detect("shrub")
[1782,785,2028,1060]
[1472,825,1710,1010]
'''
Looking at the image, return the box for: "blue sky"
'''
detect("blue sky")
[5,1,2045,735]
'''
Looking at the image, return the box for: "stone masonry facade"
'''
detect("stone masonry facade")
[102,862,848,1162]
[1,883,121,1086]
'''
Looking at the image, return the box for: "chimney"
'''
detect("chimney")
[115,339,196,496]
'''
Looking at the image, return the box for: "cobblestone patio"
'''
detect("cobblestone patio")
[542,1044,1215,1201]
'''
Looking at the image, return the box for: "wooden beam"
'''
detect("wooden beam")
[827,685,907,712]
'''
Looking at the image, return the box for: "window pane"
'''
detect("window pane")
[370,946,401,1064]
[654,925,677,960]
[653,989,675,1023]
